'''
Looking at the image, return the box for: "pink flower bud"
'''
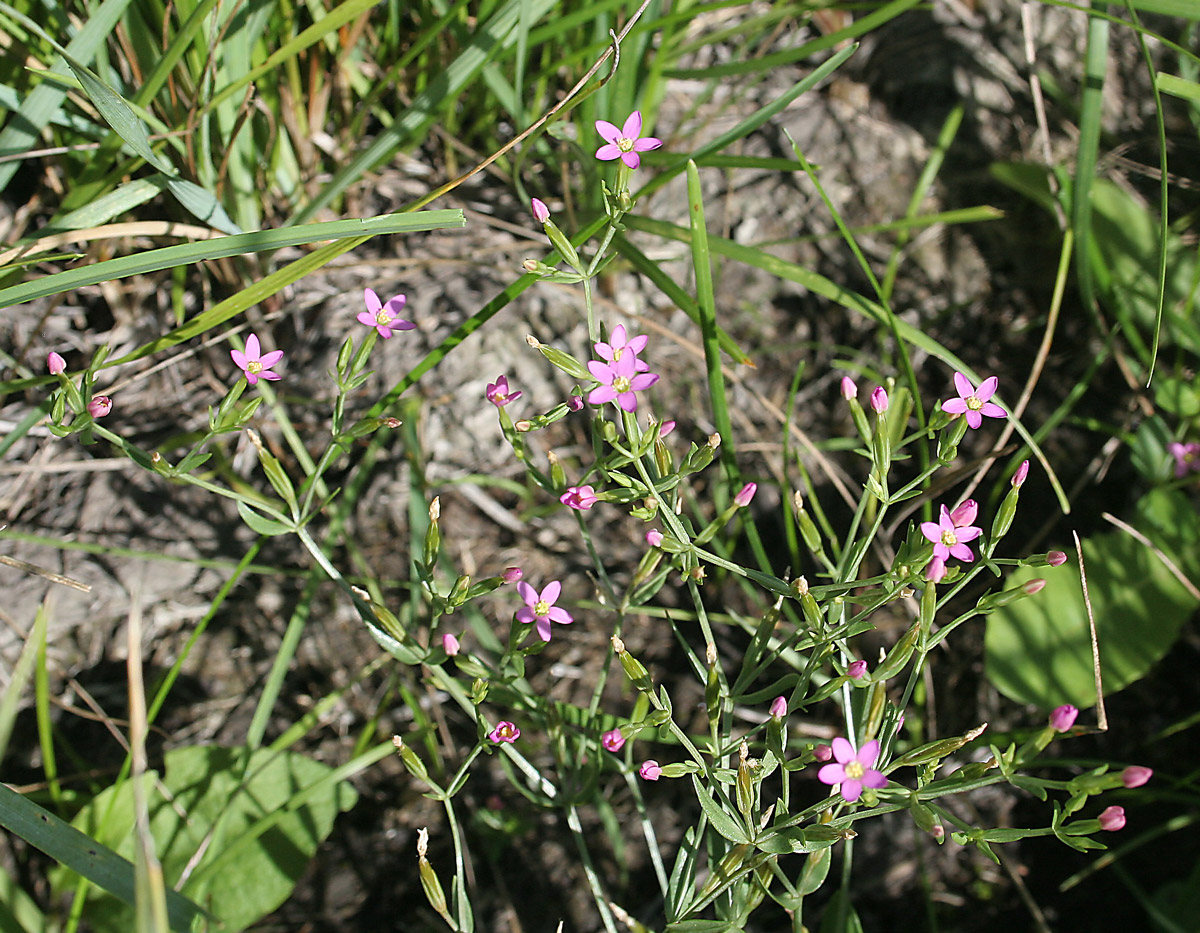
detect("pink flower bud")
[1121,766,1152,788]
[1049,704,1078,732]
[1023,578,1046,595]
[639,759,662,781]
[602,728,626,752]
[734,482,757,508]
[502,567,523,584]
[1012,460,1030,488]
[442,633,460,657]
[568,395,584,411]
[949,499,978,527]
[813,744,833,762]
[870,386,889,414]
[840,375,858,400]
[1098,805,1126,832]
[925,557,947,583]
[646,529,664,547]
[847,660,868,679]
[87,396,112,418]
[769,696,787,719]
[1047,551,1068,567]
[658,419,675,437]
[47,351,66,374]
[531,198,550,223]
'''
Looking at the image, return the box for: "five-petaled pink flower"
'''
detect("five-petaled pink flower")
[595,112,662,170]
[602,729,625,753]
[943,373,1005,429]
[516,580,574,642]
[639,759,662,781]
[231,334,284,386]
[595,324,649,371]
[358,288,416,339]
[921,502,983,580]
[489,721,520,744]
[486,375,522,408]
[1168,441,1200,478]
[817,737,887,803]
[588,352,659,412]
[560,485,598,510]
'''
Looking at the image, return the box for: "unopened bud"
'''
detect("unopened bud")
[502,567,523,584]
[442,633,460,656]
[1012,460,1030,488]
[840,375,857,400]
[1023,578,1046,595]
[769,696,787,719]
[47,351,66,374]
[429,497,440,522]
[514,420,533,432]
[568,395,584,411]
[1122,766,1153,788]
[384,417,402,428]
[734,482,757,508]
[522,259,540,273]
[705,642,717,665]
[88,395,113,418]
[1049,704,1078,732]
[814,744,833,762]
[870,386,889,414]
[531,198,550,223]
[847,659,868,679]
[646,529,664,547]
[1047,551,1068,567]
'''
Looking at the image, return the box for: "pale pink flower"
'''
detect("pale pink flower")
[587,351,659,412]
[840,376,857,400]
[516,580,574,642]
[602,729,625,753]
[595,324,649,372]
[1012,460,1030,488]
[817,737,887,803]
[47,351,66,374]
[646,529,664,547]
[231,334,284,386]
[659,420,675,437]
[1122,766,1152,788]
[921,504,983,564]
[847,660,868,679]
[358,288,415,339]
[486,375,522,407]
[943,373,1005,429]
[442,633,460,657]
[531,198,550,223]
[595,112,662,169]
[1169,441,1200,478]
[489,721,520,744]
[639,759,662,781]
[1024,579,1046,595]
[560,486,598,510]
[1049,704,1078,732]
[87,396,112,418]
[769,696,787,719]
[734,483,757,508]
[870,386,889,413]
[1098,805,1126,832]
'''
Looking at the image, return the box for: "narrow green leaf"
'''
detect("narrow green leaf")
[236,500,294,536]
[0,601,47,766]
[165,179,243,235]
[1156,72,1200,103]
[1072,5,1109,311]
[690,775,750,845]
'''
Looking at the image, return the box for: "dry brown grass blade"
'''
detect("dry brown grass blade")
[1073,530,1107,732]
[0,553,91,592]
[0,221,221,268]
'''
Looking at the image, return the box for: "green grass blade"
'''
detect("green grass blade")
[1156,72,1200,103]
[1072,3,1109,312]
[0,600,47,767]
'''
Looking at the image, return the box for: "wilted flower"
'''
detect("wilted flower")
[1049,704,1078,732]
[1168,441,1200,478]
[943,372,1005,429]
[560,485,598,510]
[602,729,625,753]
[486,375,522,408]
[595,112,662,170]
[531,198,550,223]
[587,352,659,412]
[1122,766,1153,788]
[1098,805,1126,832]
[769,696,787,719]
[817,737,887,803]
[358,288,416,339]
[47,351,66,374]
[568,395,584,412]
[658,420,675,437]
[87,396,112,418]
[231,334,284,386]
[516,580,574,642]
[489,721,520,744]
[639,759,662,781]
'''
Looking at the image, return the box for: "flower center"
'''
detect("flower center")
[941,529,958,547]
[844,761,865,780]
[617,136,636,152]
[966,395,983,411]
[498,724,515,739]
[246,361,263,374]
[612,376,632,393]
[534,599,550,617]
[376,311,393,325]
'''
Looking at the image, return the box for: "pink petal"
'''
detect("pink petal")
[596,144,622,161]
[617,391,638,412]
[629,373,659,391]
[840,779,864,802]
[965,410,983,430]
[230,350,248,370]
[949,499,978,527]
[244,371,259,386]
[932,543,950,561]
[949,543,975,562]
[364,288,382,313]
[595,342,615,361]
[938,506,954,531]
[621,151,641,169]
[357,311,376,326]
[621,111,643,139]
[516,581,536,605]
[547,607,573,624]
[980,402,1005,418]
[975,376,998,401]
[953,372,974,399]
[588,386,617,405]
[541,580,561,605]
[383,295,407,315]
[612,351,638,378]
[610,325,628,345]
[245,334,261,360]
[855,740,880,767]
[516,607,535,625]
[956,526,982,543]
[588,360,615,383]
[831,736,855,764]
[259,370,282,381]
[818,763,846,785]
[627,335,648,354]
[259,350,284,369]
[377,325,393,338]
[632,137,662,152]
[920,521,942,544]
[536,618,552,642]
[864,769,888,789]
[942,398,968,415]
[595,120,622,143]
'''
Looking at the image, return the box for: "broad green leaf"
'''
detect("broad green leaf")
[986,488,1199,708]
[53,746,357,933]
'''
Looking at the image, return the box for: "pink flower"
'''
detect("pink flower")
[659,420,675,437]
[817,737,887,803]
[47,351,66,374]
[1122,766,1152,788]
[925,557,947,583]
[847,660,868,679]
[921,504,983,564]
[646,529,664,547]
[595,324,649,372]
[502,567,523,584]
[87,396,112,418]
[231,334,284,386]
[486,375,522,408]
[358,288,416,339]
[1012,460,1030,488]
[568,395,584,411]
[531,198,550,223]
[949,499,978,527]
[942,373,1005,429]
[769,696,787,719]
[840,376,857,400]
[602,729,625,753]
[516,580,574,642]
[870,386,889,413]
[595,112,662,170]
[442,633,460,657]
[560,485,598,510]
[1024,579,1046,595]
[489,721,520,744]
[1169,441,1200,478]
[1047,551,1068,567]
[1098,805,1126,832]
[734,483,757,508]
[587,351,659,412]
[639,759,662,781]
[1049,704,1078,732]
[813,744,833,762]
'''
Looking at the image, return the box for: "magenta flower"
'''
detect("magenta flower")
[1012,459,1030,488]
[943,373,1005,429]
[734,483,757,508]
[646,529,664,547]
[587,351,659,412]
[442,633,460,657]
[817,737,887,803]
[921,504,983,565]
[602,729,626,753]
[847,660,868,679]
[568,395,584,411]
[1047,551,1068,567]
[358,288,416,339]
[47,351,66,374]
[502,567,523,584]
[486,375,522,408]
[231,334,284,386]
[595,324,649,371]
[560,485,598,510]
[1122,766,1152,788]
[531,198,550,223]
[639,759,662,781]
[1098,805,1126,832]
[813,744,833,762]
[1169,441,1200,478]
[516,580,574,642]
[870,386,889,414]
[595,112,662,169]
[840,376,858,400]
[769,696,787,719]
[659,419,675,437]
[489,721,520,744]
[1049,704,1078,732]
[87,396,112,418]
